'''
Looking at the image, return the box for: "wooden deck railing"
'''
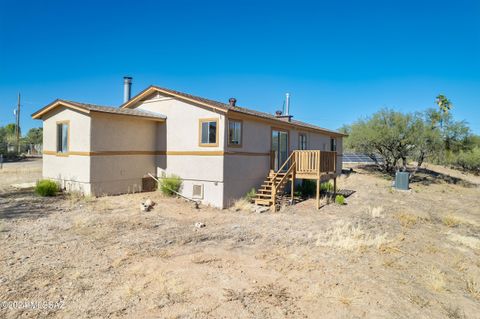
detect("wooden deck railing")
[268,150,338,211]
[319,151,336,173]
[293,150,336,175]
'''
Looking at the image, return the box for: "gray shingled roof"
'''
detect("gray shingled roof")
[32,99,166,120]
[134,86,345,136]
[63,100,166,119]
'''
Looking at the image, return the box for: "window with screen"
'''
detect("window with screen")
[330,138,337,151]
[57,122,69,153]
[228,119,242,146]
[199,119,218,146]
[299,133,307,150]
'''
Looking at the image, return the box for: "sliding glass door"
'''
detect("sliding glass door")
[271,129,289,171]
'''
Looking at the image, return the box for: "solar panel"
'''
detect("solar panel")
[342,153,384,164]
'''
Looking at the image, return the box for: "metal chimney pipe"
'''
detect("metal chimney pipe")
[228,98,237,107]
[285,93,290,115]
[123,76,132,103]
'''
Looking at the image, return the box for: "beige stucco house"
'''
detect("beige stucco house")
[32,84,346,209]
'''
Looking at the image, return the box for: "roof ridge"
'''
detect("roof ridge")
[146,86,344,136]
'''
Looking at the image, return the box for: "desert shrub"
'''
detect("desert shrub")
[321,182,334,192]
[443,215,460,227]
[335,195,345,205]
[245,188,257,202]
[297,180,316,197]
[232,198,252,211]
[453,147,480,174]
[296,180,334,197]
[159,174,182,196]
[35,179,59,196]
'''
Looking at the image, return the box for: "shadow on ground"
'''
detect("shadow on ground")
[411,167,476,187]
[355,165,476,188]
[0,188,58,220]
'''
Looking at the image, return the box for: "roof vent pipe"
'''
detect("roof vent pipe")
[123,76,132,103]
[285,93,290,116]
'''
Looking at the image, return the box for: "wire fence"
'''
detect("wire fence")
[0,141,43,158]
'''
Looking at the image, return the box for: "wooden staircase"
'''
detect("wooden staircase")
[253,171,292,208]
[254,153,296,211]
[253,150,338,211]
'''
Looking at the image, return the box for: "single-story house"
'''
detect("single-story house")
[32,79,346,209]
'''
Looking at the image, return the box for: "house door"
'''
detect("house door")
[271,129,289,171]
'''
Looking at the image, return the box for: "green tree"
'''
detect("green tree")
[3,123,19,146]
[0,126,6,154]
[409,112,443,173]
[4,123,19,136]
[25,127,43,145]
[347,109,417,172]
[454,147,480,174]
[343,95,476,173]
[435,94,452,115]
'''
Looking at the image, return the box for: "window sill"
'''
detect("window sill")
[199,143,219,147]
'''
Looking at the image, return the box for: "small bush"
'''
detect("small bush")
[297,180,316,197]
[335,195,345,205]
[245,188,257,202]
[443,215,460,228]
[321,182,334,192]
[453,147,480,174]
[296,180,334,197]
[35,179,59,197]
[396,212,418,228]
[159,174,182,196]
[232,198,252,211]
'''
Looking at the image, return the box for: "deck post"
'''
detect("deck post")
[271,186,276,212]
[316,177,320,209]
[333,177,337,196]
[290,168,295,204]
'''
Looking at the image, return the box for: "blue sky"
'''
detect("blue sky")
[1,0,479,134]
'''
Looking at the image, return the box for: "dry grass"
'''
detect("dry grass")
[443,214,480,228]
[426,266,447,292]
[191,254,221,264]
[443,215,461,228]
[395,212,419,228]
[465,278,480,301]
[2,160,480,318]
[367,206,384,218]
[408,294,430,308]
[447,232,480,250]
[230,198,253,212]
[443,305,467,319]
[323,286,359,307]
[316,221,389,251]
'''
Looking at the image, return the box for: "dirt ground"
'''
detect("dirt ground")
[1,158,479,318]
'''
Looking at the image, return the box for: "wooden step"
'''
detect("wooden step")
[254,199,273,205]
[256,190,272,194]
[254,194,272,199]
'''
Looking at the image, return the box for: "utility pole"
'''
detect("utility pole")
[16,93,21,153]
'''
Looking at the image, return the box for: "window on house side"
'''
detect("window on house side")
[299,133,307,150]
[200,120,217,145]
[57,122,69,153]
[330,138,337,151]
[228,120,242,146]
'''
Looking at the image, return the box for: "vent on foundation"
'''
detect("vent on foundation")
[192,184,204,199]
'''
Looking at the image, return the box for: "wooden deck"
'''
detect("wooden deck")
[255,150,338,211]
